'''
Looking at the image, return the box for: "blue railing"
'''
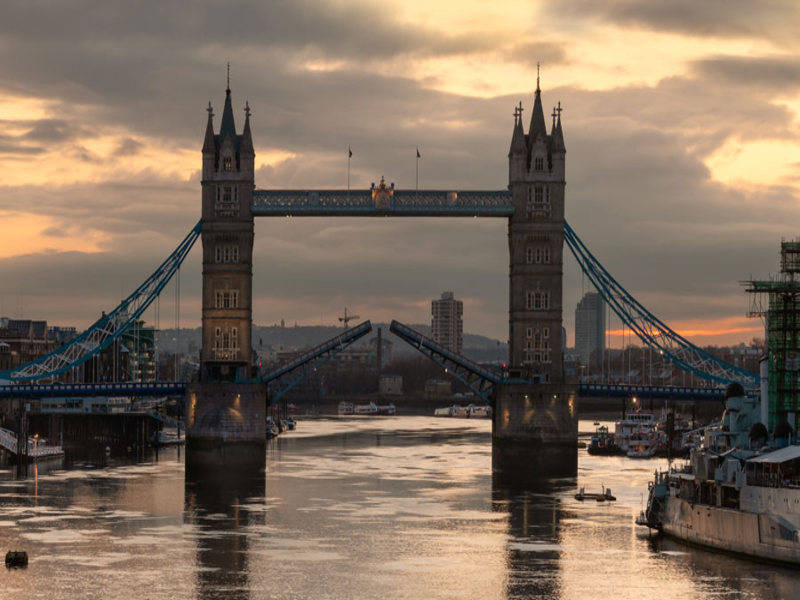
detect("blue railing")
[0,381,186,399]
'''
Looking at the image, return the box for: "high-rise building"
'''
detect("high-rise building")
[432,291,463,354]
[507,76,566,383]
[575,291,605,367]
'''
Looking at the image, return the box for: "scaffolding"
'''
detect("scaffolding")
[745,239,800,430]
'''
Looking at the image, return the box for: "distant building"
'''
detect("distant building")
[425,378,452,398]
[575,291,605,367]
[432,291,463,354]
[0,317,61,372]
[379,374,403,396]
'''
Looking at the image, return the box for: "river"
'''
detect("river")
[0,417,797,599]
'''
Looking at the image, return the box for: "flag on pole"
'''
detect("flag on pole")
[349,147,353,158]
[416,147,420,158]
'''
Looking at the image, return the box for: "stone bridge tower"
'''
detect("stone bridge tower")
[199,83,255,382]
[187,80,266,471]
[507,79,566,384]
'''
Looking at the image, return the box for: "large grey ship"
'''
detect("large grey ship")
[639,382,800,565]
[640,239,800,564]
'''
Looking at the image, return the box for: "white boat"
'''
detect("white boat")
[433,404,492,419]
[338,402,354,416]
[353,402,378,415]
[615,412,655,452]
[626,426,659,458]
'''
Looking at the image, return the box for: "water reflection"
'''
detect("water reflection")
[493,467,574,599]
[184,469,266,600]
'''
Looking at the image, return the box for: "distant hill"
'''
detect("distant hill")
[154,322,507,363]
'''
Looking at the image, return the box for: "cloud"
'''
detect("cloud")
[692,55,800,92]
[548,0,800,42]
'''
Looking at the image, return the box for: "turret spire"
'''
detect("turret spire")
[241,101,254,154]
[552,101,566,153]
[202,101,215,153]
[226,62,231,95]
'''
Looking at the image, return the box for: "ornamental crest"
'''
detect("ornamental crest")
[372,176,393,210]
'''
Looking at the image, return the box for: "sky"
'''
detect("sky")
[1,0,799,348]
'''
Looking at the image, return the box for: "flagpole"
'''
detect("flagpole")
[348,146,351,199]
[415,147,419,195]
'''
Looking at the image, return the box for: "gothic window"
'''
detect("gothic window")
[534,156,544,172]
[535,187,543,203]
[543,247,551,264]
[526,327,533,339]
[231,327,238,339]
[215,327,221,338]
[215,245,240,263]
[526,247,534,264]
[214,290,239,309]
[526,291,550,311]
[524,340,533,364]
[223,156,233,172]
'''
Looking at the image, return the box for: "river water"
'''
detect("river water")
[1,417,797,599]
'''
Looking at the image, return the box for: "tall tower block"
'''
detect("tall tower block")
[187,80,266,470]
[507,81,566,383]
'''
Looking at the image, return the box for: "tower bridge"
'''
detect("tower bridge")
[0,77,759,474]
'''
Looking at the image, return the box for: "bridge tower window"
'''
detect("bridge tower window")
[526,247,534,264]
[214,290,239,309]
[526,291,550,311]
[223,156,233,172]
[215,245,239,263]
[534,156,544,172]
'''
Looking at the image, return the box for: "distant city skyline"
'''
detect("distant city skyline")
[1,0,796,347]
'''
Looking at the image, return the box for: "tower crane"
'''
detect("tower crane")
[338,307,360,330]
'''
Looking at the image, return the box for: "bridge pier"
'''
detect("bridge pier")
[492,383,578,477]
[186,382,267,471]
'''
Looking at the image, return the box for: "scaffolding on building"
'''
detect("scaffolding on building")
[745,239,800,430]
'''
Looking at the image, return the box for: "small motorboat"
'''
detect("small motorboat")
[6,551,28,568]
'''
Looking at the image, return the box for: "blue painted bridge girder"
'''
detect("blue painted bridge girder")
[264,320,372,402]
[252,189,515,217]
[578,383,731,402]
[390,320,500,404]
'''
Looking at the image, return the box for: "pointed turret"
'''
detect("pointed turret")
[218,87,238,151]
[552,102,566,154]
[202,102,215,153]
[508,103,527,183]
[240,101,254,155]
[509,104,527,157]
[528,89,548,147]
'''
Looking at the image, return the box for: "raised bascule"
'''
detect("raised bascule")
[0,75,760,474]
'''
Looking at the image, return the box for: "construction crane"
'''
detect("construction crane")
[338,307,360,330]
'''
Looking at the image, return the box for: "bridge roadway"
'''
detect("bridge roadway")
[0,380,731,403]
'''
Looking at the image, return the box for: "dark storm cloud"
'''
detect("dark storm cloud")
[693,56,800,92]
[113,137,143,157]
[548,0,799,40]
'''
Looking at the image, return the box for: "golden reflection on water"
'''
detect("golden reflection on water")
[0,417,798,599]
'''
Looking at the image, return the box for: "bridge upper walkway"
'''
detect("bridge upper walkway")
[252,189,514,217]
